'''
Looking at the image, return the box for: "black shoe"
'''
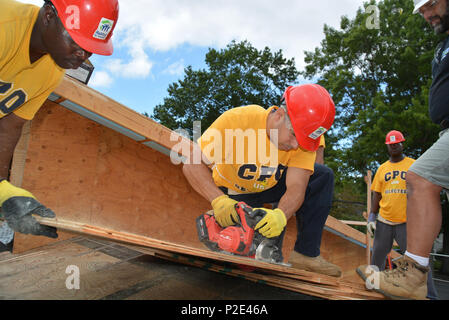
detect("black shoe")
[0,241,13,253]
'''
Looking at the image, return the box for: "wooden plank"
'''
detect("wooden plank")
[35,216,302,276]
[53,76,191,152]
[324,215,400,261]
[340,220,367,226]
[147,248,385,300]
[365,170,373,265]
[33,217,387,300]
[325,215,367,245]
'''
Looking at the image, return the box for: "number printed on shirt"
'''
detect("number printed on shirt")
[0,81,27,115]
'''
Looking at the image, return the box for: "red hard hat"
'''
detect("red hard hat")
[385,130,405,144]
[50,0,119,56]
[283,84,336,151]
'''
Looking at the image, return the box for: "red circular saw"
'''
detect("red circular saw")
[195,202,289,266]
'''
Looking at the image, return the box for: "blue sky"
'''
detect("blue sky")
[89,43,209,115]
[20,0,369,116]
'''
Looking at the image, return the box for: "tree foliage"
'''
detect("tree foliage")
[152,40,299,132]
[301,0,444,182]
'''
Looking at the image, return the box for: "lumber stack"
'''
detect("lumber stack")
[150,250,384,300]
[36,216,386,300]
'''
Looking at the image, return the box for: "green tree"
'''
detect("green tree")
[301,0,443,180]
[152,40,299,132]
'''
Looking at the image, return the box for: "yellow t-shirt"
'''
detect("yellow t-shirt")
[0,0,65,120]
[198,105,316,194]
[371,157,415,223]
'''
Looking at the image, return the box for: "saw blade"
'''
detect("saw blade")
[255,239,291,267]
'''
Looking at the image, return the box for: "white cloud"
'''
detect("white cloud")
[89,70,113,88]
[163,59,185,76]
[105,43,153,78]
[17,0,367,78]
[115,0,367,70]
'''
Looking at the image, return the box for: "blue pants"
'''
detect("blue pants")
[222,164,334,258]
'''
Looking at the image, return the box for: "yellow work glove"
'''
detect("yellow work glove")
[0,180,58,238]
[211,194,239,227]
[254,208,287,238]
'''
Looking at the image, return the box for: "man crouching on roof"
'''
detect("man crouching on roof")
[182,84,342,277]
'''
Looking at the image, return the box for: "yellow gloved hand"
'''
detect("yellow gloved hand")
[0,180,58,238]
[254,208,287,238]
[211,195,239,227]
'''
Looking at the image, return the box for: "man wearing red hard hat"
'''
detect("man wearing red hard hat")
[0,0,119,250]
[183,84,342,277]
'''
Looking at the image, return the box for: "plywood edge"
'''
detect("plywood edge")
[326,215,366,245]
[53,76,192,153]
[326,216,401,259]
[35,216,342,281]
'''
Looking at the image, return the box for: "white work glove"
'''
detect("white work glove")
[367,212,377,237]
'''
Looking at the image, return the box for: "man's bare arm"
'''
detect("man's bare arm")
[182,143,224,203]
[277,167,312,220]
[0,113,27,179]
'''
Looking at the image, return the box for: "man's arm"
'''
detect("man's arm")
[181,143,224,202]
[277,167,312,220]
[182,143,239,227]
[371,191,382,214]
[0,113,58,238]
[0,113,27,179]
[315,146,324,165]
[366,190,381,236]
[253,167,311,238]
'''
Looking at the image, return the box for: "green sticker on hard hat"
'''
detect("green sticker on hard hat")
[309,127,327,140]
[93,18,115,40]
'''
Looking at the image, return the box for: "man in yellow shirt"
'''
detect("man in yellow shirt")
[183,84,342,277]
[0,0,119,247]
[367,130,414,267]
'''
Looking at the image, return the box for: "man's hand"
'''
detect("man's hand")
[367,212,377,237]
[211,195,239,227]
[0,180,58,238]
[254,208,287,238]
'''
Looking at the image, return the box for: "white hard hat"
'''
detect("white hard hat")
[413,0,430,14]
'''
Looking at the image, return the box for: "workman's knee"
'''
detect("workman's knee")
[314,164,334,183]
[406,170,440,194]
